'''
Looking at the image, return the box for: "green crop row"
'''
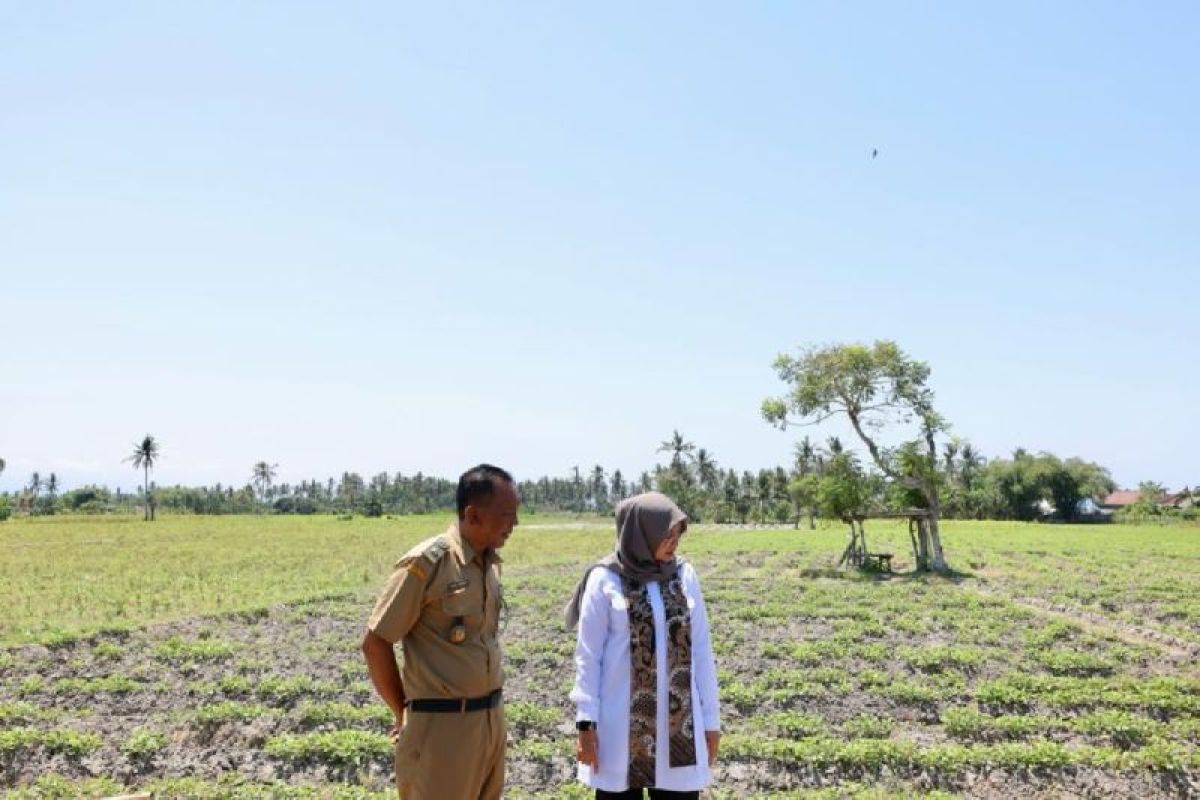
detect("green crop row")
[721,733,1199,772]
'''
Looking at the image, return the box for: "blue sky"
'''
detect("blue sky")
[2,2,1196,493]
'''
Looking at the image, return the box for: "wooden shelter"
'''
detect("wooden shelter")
[836,509,931,572]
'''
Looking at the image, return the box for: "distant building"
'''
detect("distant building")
[1164,488,1195,509]
[1101,490,1141,511]
[1102,487,1194,512]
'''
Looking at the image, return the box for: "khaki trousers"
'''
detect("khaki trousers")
[394,704,506,799]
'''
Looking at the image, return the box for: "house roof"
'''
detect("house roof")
[1102,490,1141,507]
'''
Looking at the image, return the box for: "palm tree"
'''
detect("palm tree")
[756,470,772,516]
[0,457,6,478]
[125,435,160,521]
[609,469,626,503]
[793,436,817,476]
[47,473,58,503]
[589,465,607,510]
[28,472,42,498]
[958,442,983,487]
[657,430,695,468]
[251,462,278,506]
[695,449,720,494]
[942,437,962,480]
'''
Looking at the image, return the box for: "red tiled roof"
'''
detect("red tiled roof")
[1102,490,1140,507]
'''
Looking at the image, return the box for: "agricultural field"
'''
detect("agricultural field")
[1,514,1199,798]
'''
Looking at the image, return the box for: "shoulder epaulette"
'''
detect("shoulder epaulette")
[399,535,450,581]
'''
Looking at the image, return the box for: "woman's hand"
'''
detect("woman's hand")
[576,729,599,769]
[705,730,720,767]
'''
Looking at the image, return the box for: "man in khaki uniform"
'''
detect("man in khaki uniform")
[362,464,519,799]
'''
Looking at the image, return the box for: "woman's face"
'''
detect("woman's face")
[653,520,685,562]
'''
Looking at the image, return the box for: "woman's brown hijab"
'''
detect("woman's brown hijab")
[563,491,688,628]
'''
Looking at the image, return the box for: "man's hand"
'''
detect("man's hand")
[705,730,720,767]
[576,729,599,769]
[388,710,406,744]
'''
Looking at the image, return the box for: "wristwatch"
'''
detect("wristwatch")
[576,720,596,731]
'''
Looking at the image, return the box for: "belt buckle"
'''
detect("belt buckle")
[460,697,467,714]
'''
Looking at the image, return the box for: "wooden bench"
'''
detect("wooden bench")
[865,552,893,572]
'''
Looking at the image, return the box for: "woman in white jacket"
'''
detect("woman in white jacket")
[564,492,721,800]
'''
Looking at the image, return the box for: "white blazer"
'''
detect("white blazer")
[570,560,721,793]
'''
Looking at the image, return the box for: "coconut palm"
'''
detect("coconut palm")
[657,430,695,468]
[793,436,817,476]
[125,435,161,521]
[695,448,720,494]
[251,462,278,506]
[942,437,962,480]
[958,442,983,487]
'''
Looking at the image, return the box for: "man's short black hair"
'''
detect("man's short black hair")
[456,464,514,519]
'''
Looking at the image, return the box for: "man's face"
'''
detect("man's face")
[466,480,520,551]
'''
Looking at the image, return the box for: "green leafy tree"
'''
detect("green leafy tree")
[788,473,819,529]
[763,341,951,571]
[817,452,871,522]
[124,435,161,521]
[1138,481,1166,505]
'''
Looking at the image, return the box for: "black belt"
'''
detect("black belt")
[407,688,502,713]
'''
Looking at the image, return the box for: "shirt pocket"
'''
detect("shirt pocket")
[440,585,473,618]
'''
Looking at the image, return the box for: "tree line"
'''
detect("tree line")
[1,432,1179,524]
[2,342,1194,549]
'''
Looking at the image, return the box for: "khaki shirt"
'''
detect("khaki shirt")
[368,523,504,700]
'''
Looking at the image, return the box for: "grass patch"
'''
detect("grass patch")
[156,636,238,664]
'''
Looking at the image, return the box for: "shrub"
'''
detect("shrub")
[842,713,893,739]
[1074,710,1159,748]
[122,730,168,759]
[1035,650,1115,677]
[764,711,827,739]
[194,701,270,727]
[265,730,391,766]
